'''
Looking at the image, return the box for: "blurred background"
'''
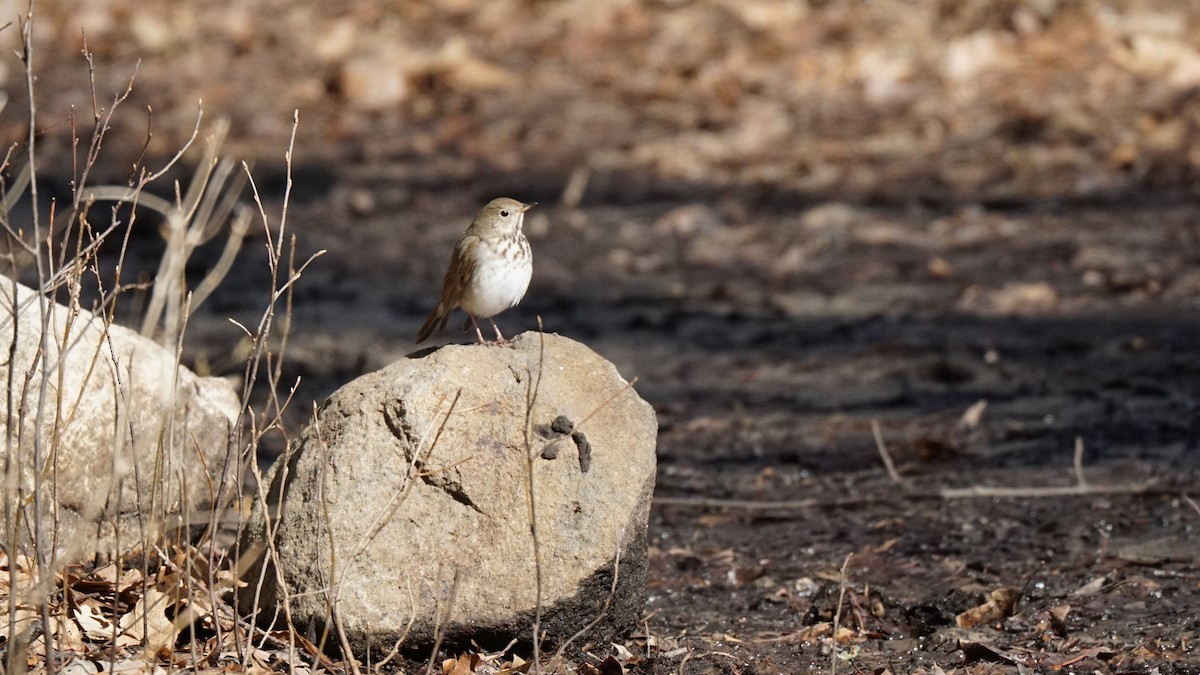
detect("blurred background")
[5,0,1200,200]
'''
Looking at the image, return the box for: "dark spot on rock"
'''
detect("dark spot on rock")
[536,414,576,440]
[573,431,592,473]
[551,415,575,435]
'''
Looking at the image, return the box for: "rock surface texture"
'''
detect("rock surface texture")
[242,332,656,655]
[0,275,241,559]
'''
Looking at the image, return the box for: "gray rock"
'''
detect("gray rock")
[242,332,657,656]
[0,275,240,559]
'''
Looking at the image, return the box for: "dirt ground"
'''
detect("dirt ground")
[5,0,1200,672]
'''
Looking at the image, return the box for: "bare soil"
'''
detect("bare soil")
[6,0,1200,672]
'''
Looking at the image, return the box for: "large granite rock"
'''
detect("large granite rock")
[0,275,240,559]
[242,332,657,656]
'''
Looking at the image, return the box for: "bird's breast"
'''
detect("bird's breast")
[459,235,533,318]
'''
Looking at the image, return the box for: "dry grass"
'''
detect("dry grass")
[0,6,323,672]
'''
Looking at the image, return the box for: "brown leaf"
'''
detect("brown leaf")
[612,643,635,662]
[959,399,988,429]
[443,652,478,675]
[598,655,624,675]
[873,538,900,553]
[496,654,533,674]
[1050,604,1071,622]
[0,608,40,645]
[1034,609,1064,637]
[51,614,87,654]
[1072,576,1107,597]
[927,256,953,278]
[117,587,178,652]
[957,638,1031,666]
[955,587,1020,629]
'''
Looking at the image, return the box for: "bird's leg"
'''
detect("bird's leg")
[469,314,487,344]
[488,317,506,343]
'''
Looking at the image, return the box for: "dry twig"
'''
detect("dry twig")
[870,419,903,485]
[830,552,852,675]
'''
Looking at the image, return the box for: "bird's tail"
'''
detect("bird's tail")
[415,304,452,344]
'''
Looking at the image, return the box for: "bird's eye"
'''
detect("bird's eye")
[500,210,510,217]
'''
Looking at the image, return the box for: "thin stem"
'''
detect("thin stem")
[524,318,547,672]
[830,552,852,675]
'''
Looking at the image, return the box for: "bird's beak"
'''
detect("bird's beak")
[520,201,537,212]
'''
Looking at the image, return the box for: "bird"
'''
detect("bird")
[415,197,535,345]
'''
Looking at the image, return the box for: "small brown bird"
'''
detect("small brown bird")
[415,198,535,345]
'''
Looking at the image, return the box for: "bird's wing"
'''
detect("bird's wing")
[415,234,479,344]
[439,234,478,309]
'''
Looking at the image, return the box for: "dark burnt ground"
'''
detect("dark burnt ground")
[185,180,1200,672]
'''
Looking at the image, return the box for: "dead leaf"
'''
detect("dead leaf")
[1034,606,1069,638]
[727,565,765,586]
[707,632,744,644]
[955,587,1020,628]
[597,655,624,675]
[833,625,859,644]
[959,282,1057,314]
[496,654,532,674]
[1050,604,1071,622]
[117,587,178,652]
[52,613,87,653]
[927,256,953,278]
[1072,576,1107,597]
[873,538,900,553]
[0,607,40,642]
[957,638,1031,666]
[959,400,987,429]
[74,604,115,642]
[442,652,479,675]
[1040,645,1117,668]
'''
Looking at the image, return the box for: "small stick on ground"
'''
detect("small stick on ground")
[830,552,852,675]
[654,496,821,510]
[1073,436,1088,488]
[870,419,903,485]
[941,435,1157,499]
[1183,494,1200,518]
[939,482,1152,499]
